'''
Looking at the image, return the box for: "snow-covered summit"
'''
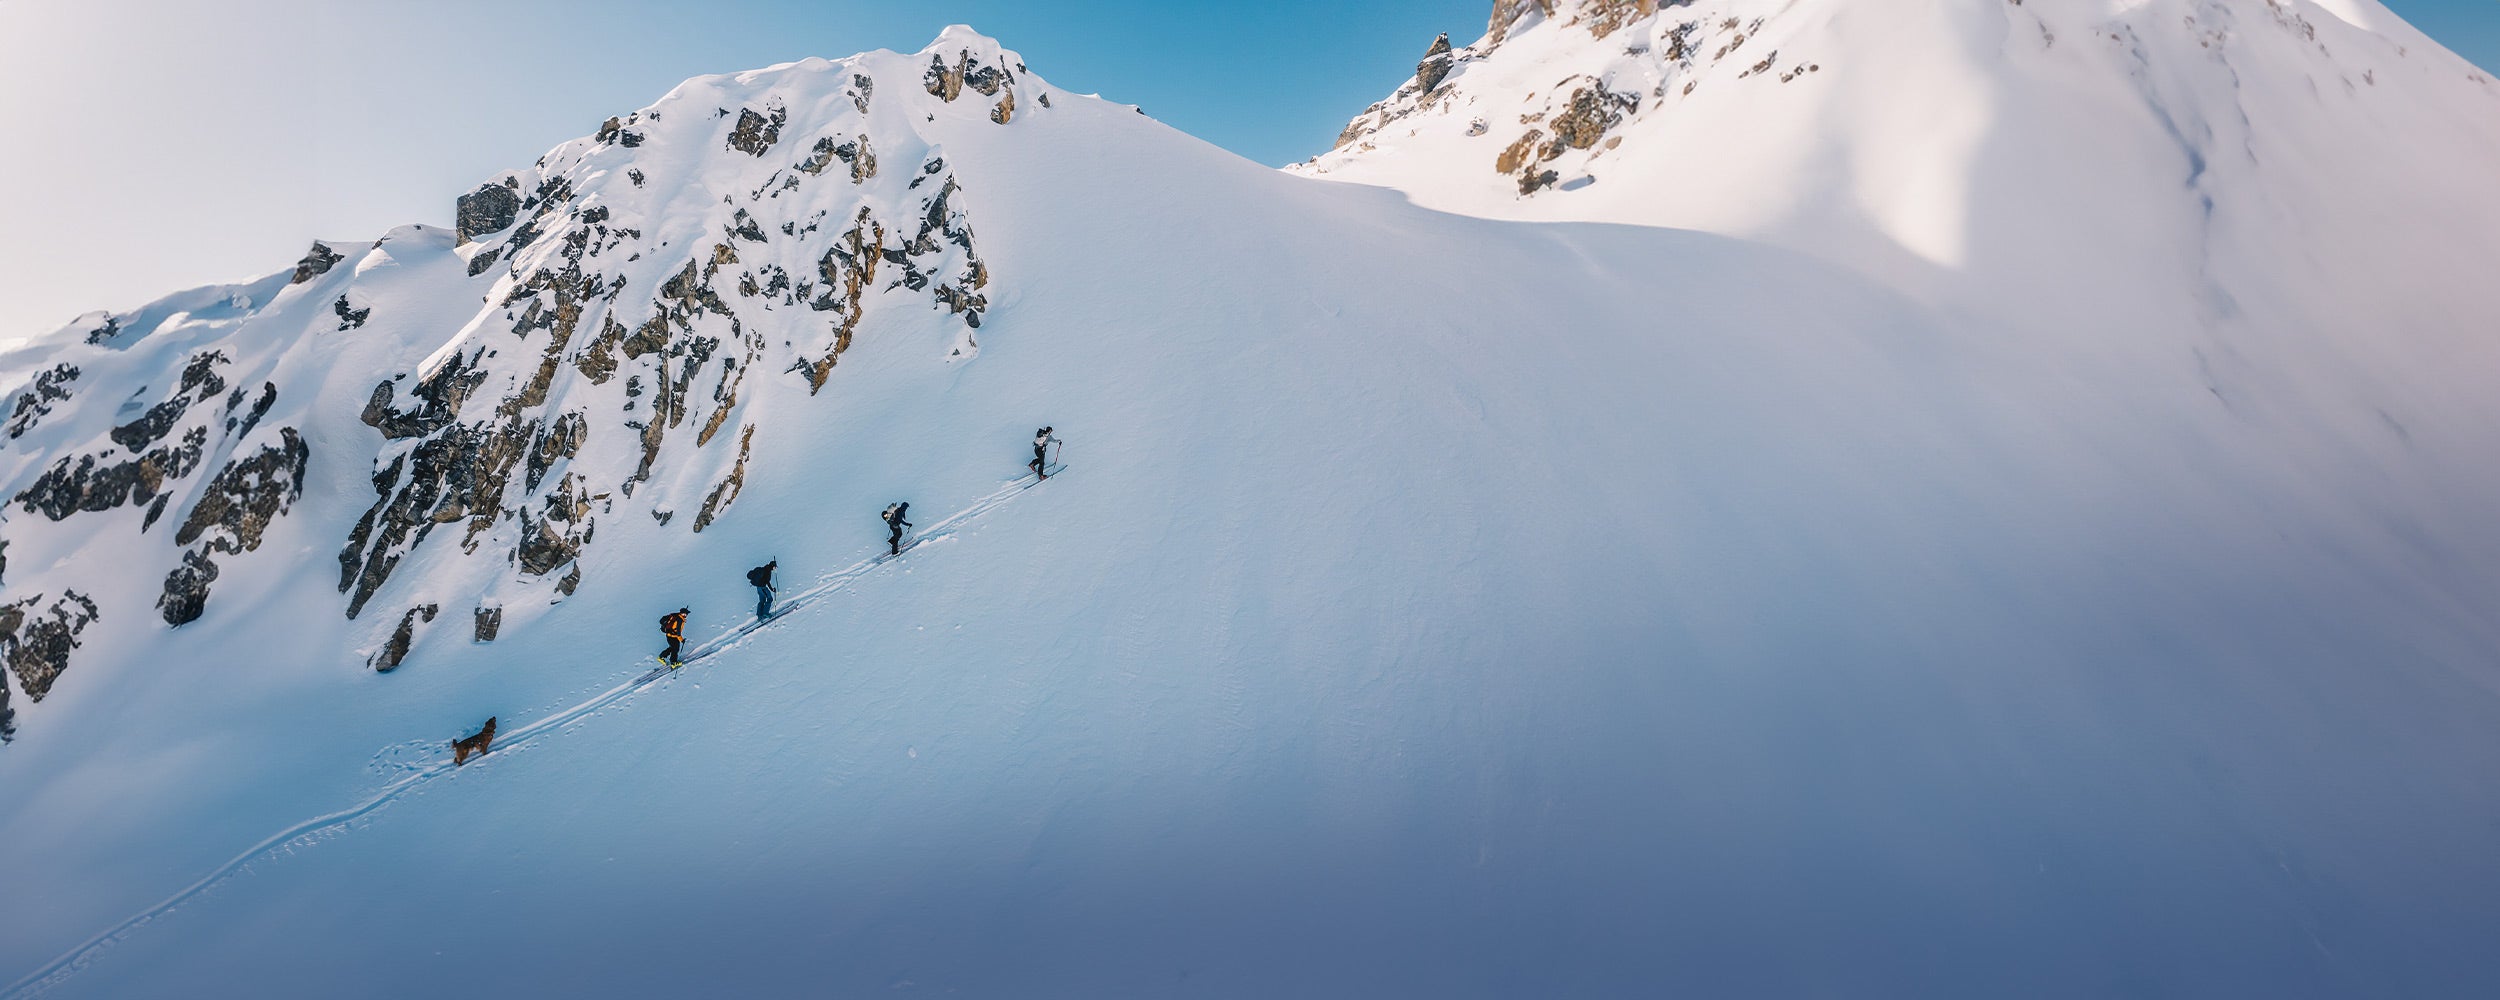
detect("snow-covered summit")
[0,27,1080,742]
[1298,0,2500,311]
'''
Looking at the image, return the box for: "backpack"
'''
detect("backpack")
[747,565,771,587]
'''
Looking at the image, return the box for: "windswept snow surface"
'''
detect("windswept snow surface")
[5,21,2500,999]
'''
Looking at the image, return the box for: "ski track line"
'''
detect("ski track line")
[0,469,1063,1000]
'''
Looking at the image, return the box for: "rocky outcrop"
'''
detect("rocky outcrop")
[360,354,488,440]
[727,106,786,156]
[1578,0,1659,39]
[925,53,965,101]
[369,604,437,672]
[1,591,99,703]
[456,181,521,245]
[1417,34,1457,93]
[8,364,78,439]
[15,427,209,523]
[1488,0,1558,44]
[796,209,884,391]
[175,428,309,556]
[924,46,1021,126]
[85,317,123,347]
[158,550,219,626]
[0,33,1028,741]
[1547,84,1637,150]
[334,295,371,330]
[691,425,754,533]
[290,242,345,284]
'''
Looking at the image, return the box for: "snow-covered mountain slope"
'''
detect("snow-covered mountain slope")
[0,26,1037,717]
[1299,0,2500,413]
[5,18,2500,999]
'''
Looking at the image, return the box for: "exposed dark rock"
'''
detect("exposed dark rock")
[290,242,346,284]
[1417,34,1456,92]
[175,427,310,556]
[556,563,581,597]
[456,182,521,245]
[576,315,624,384]
[964,62,1008,97]
[228,382,277,440]
[334,295,371,330]
[360,352,487,440]
[110,396,190,451]
[158,550,219,626]
[1547,85,1638,151]
[517,508,578,575]
[526,411,587,492]
[179,351,228,398]
[474,606,502,642]
[691,424,754,533]
[2,591,99,702]
[369,604,438,672]
[853,74,875,114]
[991,88,1016,125]
[341,393,557,617]
[81,315,121,345]
[1497,128,1547,180]
[8,364,78,439]
[596,116,624,143]
[925,52,965,101]
[1578,0,1660,39]
[797,135,876,183]
[16,427,208,521]
[727,106,786,156]
[1488,0,1559,44]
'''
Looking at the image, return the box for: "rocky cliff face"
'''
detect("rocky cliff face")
[1314,0,1800,193]
[0,28,1054,736]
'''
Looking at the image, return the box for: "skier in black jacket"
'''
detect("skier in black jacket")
[748,560,777,619]
[658,608,689,667]
[1029,426,1058,480]
[882,502,911,555]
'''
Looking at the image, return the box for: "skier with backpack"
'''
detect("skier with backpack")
[882,502,912,556]
[1030,426,1059,480]
[658,607,689,667]
[748,560,777,620]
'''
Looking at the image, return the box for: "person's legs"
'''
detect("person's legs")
[755,585,772,619]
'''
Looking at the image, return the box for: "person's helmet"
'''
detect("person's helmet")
[678,607,689,615]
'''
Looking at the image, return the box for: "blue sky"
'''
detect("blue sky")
[0,0,2492,343]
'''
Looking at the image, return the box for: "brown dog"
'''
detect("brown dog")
[452,717,497,765]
